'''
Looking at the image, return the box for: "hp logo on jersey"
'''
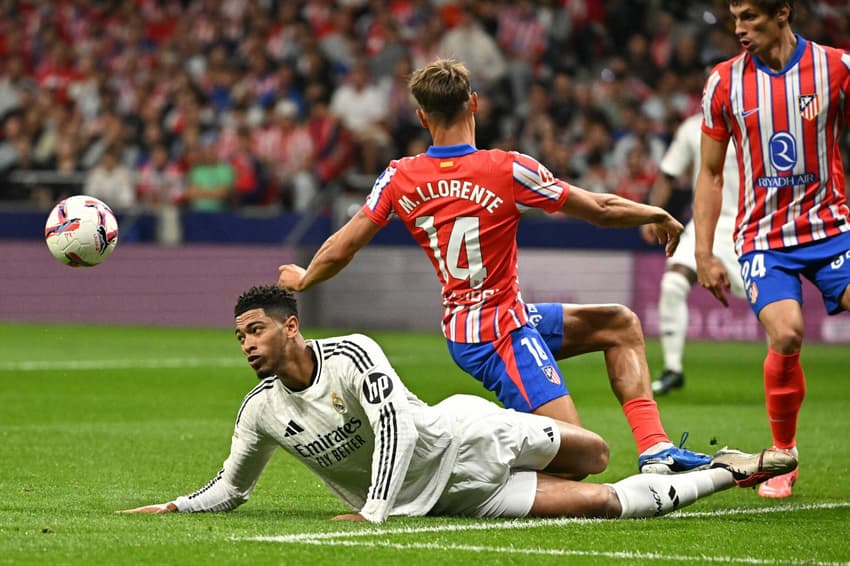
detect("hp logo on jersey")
[768,131,797,172]
[362,372,393,404]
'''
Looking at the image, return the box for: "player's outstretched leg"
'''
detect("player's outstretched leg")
[529,467,730,519]
[530,447,795,520]
[710,447,798,488]
[614,447,797,519]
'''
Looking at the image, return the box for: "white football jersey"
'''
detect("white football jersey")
[174,334,459,523]
[661,113,740,231]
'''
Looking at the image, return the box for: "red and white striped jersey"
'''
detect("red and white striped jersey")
[701,36,850,255]
[363,144,570,343]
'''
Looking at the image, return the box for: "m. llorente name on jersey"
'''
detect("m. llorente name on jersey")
[397,178,505,215]
[292,416,367,468]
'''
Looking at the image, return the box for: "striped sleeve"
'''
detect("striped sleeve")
[344,334,418,523]
[510,152,570,213]
[174,380,278,512]
[701,63,733,142]
[362,162,399,226]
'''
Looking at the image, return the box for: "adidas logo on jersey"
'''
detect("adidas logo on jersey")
[543,426,555,442]
[284,420,304,437]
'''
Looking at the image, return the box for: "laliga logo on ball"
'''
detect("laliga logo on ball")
[44,195,119,267]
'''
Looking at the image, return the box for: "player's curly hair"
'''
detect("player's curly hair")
[408,58,472,126]
[728,0,794,23]
[234,285,299,321]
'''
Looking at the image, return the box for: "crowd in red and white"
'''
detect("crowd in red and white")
[0,0,847,213]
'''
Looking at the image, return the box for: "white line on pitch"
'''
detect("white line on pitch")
[246,501,850,543]
[242,502,850,565]
[0,358,245,371]
[668,500,850,519]
[249,538,841,565]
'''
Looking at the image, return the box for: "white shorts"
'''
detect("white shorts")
[428,395,560,518]
[669,219,746,299]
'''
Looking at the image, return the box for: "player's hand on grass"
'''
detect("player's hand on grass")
[332,513,367,522]
[696,254,731,307]
[117,502,177,514]
[278,264,307,291]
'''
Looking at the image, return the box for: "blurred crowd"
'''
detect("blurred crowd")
[0,0,848,214]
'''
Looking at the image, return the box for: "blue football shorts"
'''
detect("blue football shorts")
[447,323,568,413]
[525,303,565,354]
[738,230,850,316]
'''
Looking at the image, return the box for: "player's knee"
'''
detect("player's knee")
[769,328,803,353]
[609,305,644,346]
[585,434,610,475]
[553,429,609,478]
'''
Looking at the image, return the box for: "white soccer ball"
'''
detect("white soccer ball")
[44,195,119,267]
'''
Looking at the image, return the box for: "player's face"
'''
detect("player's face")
[234,308,291,378]
[730,2,786,57]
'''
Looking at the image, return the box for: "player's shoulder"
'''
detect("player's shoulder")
[498,149,549,173]
[811,39,850,70]
[807,38,845,56]
[235,376,277,427]
[478,147,511,159]
[390,151,433,170]
[705,52,746,81]
[376,153,427,185]
[315,332,377,348]
[314,334,382,372]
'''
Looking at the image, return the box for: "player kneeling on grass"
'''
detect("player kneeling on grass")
[120,285,796,522]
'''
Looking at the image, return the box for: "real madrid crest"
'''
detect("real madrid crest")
[331,392,347,414]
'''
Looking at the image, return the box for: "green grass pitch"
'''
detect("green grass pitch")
[0,322,848,565]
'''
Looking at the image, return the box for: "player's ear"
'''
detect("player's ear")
[284,315,300,337]
[777,2,791,24]
[469,91,478,113]
[416,108,428,129]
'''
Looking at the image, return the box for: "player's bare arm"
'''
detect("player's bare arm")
[118,502,177,514]
[693,133,731,306]
[560,186,683,256]
[332,513,368,522]
[278,210,382,291]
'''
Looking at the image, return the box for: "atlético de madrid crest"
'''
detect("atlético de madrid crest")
[542,365,561,385]
[748,281,759,304]
[799,94,820,120]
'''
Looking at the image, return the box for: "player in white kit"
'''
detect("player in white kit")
[642,114,746,394]
[120,285,794,522]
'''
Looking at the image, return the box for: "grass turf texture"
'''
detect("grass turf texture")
[0,322,848,565]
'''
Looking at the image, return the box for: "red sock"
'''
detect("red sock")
[764,348,806,449]
[622,397,669,453]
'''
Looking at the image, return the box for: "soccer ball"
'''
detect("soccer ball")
[44,195,119,267]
